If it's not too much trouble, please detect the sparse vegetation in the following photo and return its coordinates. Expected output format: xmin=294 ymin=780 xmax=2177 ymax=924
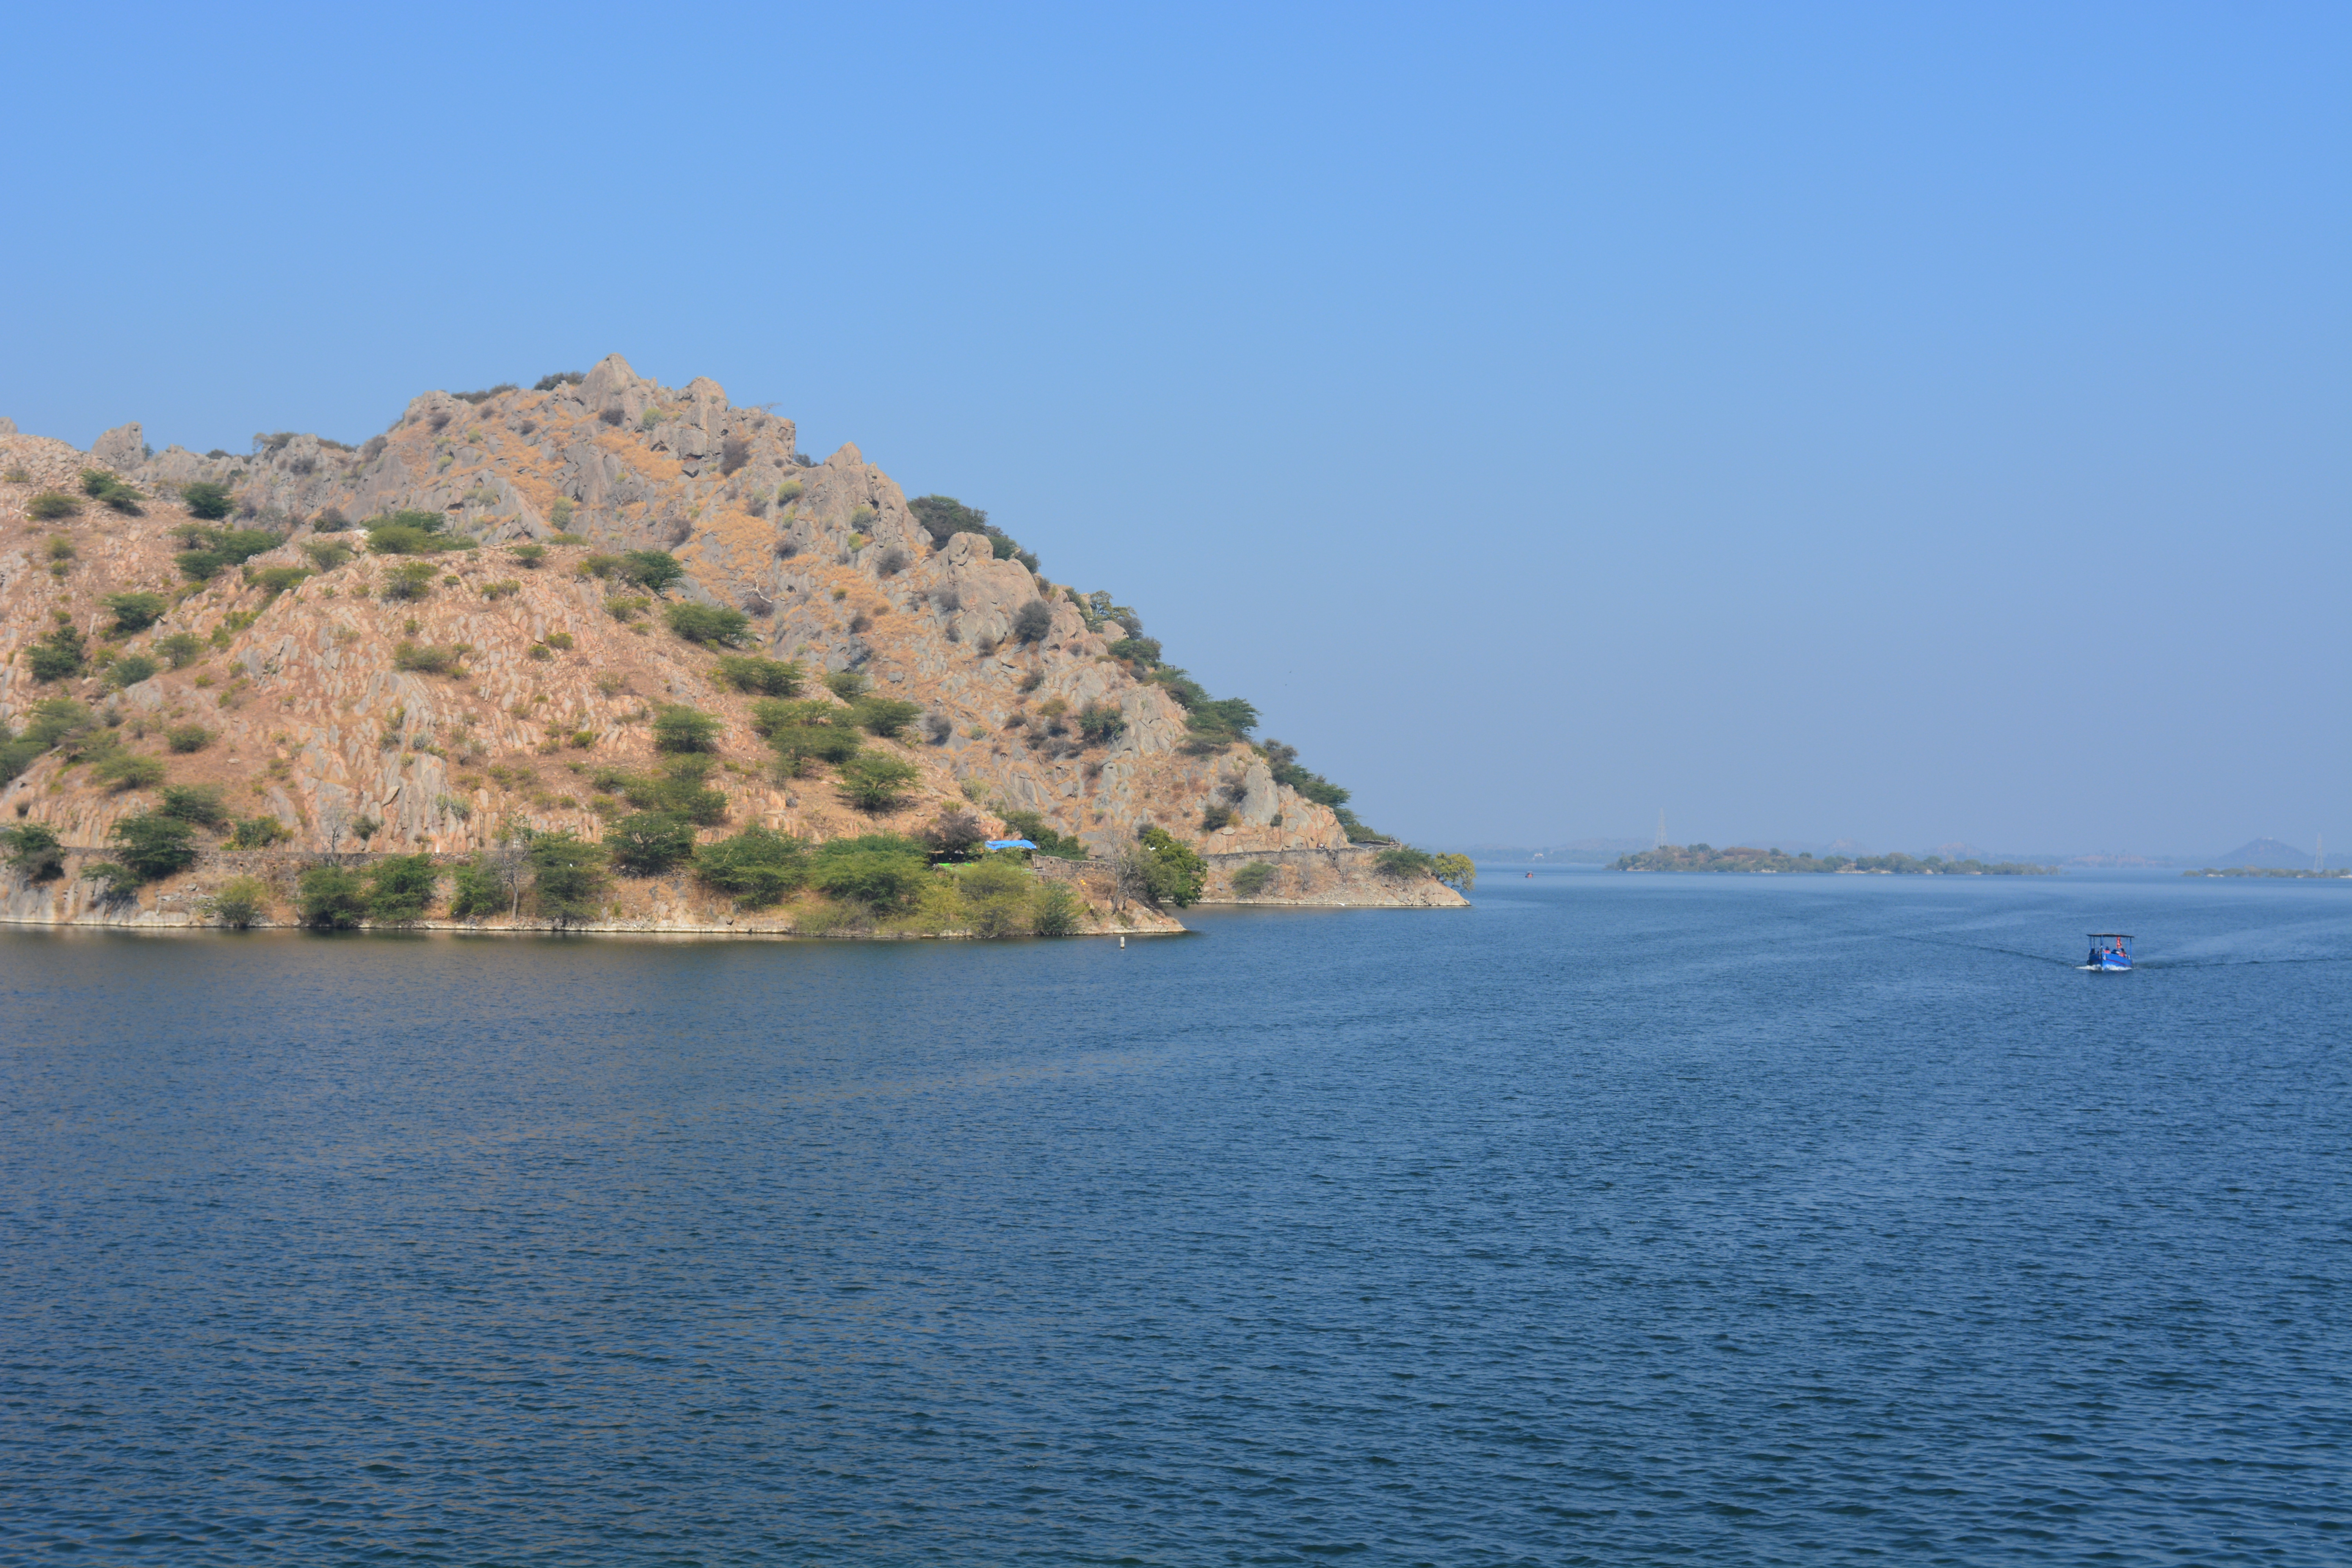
xmin=1375 ymin=846 xmax=1437 ymax=880
xmin=109 ymin=814 xmax=199 ymax=882
xmin=1013 ymin=599 xmax=1054 ymax=643
xmin=159 ymin=784 xmax=230 ymax=828
xmin=907 ymin=495 xmax=1039 ymax=572
xmin=363 ymin=509 xmax=462 ymax=555
xmin=105 ymin=654 xmax=160 ymax=689
xmin=81 ymin=469 xmax=145 ymax=515
xmin=1432 ymin=853 xmax=1476 ymax=889
xmin=248 ymin=566 xmax=312 ymax=597
xmin=93 ymin=751 xmax=166 ymax=792
xmin=664 ymin=603 xmax=751 ymax=646
xmin=28 ymin=491 xmax=81 ymax=521
xmin=534 ymin=371 xmax=586 ymax=391
xmin=204 ymin=875 xmax=270 ymax=928
xmin=753 ymin=700 xmax=862 ymax=775
xmin=181 ymin=481 xmax=235 ymax=520
xmin=26 ymin=624 xmax=87 ymax=682
xmin=1229 ymin=861 xmax=1278 ymax=897
xmin=102 ymin=592 xmax=169 ymax=633
xmin=298 ymin=865 xmax=370 ymax=928
xmin=601 ymin=756 xmax=730 ymax=825
xmin=80 ymin=862 xmax=142 ymax=903
xmin=851 ymin=697 xmax=923 ymax=739
xmin=165 ymin=722 xmax=212 ymax=753
xmin=1261 ymin=739 xmax=1352 ymax=820
xmin=918 ymin=809 xmax=988 ymax=862
xmin=368 ymin=854 xmax=439 ymax=924
xmin=618 ymin=550 xmax=684 ymax=595
xmin=958 ymin=856 xmax=1034 ymax=936
xmin=230 ymin=817 xmax=289 ymax=849
xmin=447 ymin=857 xmax=505 ymax=918
xmin=836 ymin=753 xmax=920 ymax=813
xmin=528 ymin=831 xmax=608 ymax=926
xmin=509 ymin=543 xmax=546 ymax=569
xmin=822 ymin=670 xmax=870 ymax=703
xmin=711 ymin=655 xmax=804 ymax=696
xmin=1129 ymin=826 xmax=1206 ymax=908
xmin=606 ymin=811 xmax=697 ymax=875
xmin=694 ymin=826 xmax=809 ymax=907
xmin=25 ymin=698 xmax=103 ymax=757
xmin=809 ymin=834 xmax=929 ymax=913
xmin=1106 ymin=635 xmax=1161 ymax=666
xmin=381 ymin=561 xmax=439 ymax=601
xmin=652 ymin=705 xmax=721 ymax=753
xmin=1031 ymin=881 xmax=1083 ymax=936
xmin=0 ymin=821 xmax=65 ymax=882
xmin=176 ymin=526 xmax=283 ymax=581
xmin=1077 ymin=702 xmax=1126 ymax=746
xmin=391 ymin=641 xmax=465 ymax=676
xmin=302 ymin=539 xmax=355 ymax=570
xmin=1179 ymin=695 xmax=1259 ymax=753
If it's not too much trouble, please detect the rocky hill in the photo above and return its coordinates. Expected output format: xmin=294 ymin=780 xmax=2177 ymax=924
xmin=2207 ymin=838 xmax=2318 ymax=871
xmin=0 ymin=357 xmax=1465 ymax=931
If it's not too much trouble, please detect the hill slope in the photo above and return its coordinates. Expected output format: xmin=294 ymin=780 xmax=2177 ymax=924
xmin=2209 ymin=838 xmax=2318 ymax=870
xmin=0 ymin=358 xmax=1463 ymax=928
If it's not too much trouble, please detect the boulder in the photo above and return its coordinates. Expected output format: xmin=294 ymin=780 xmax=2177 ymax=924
xmin=92 ymin=422 xmax=144 ymax=471
xmin=1236 ymin=760 xmax=1279 ymax=825
xmin=581 ymin=353 xmax=646 ymax=406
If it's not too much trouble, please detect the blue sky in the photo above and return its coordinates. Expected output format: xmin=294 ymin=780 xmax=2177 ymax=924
xmin=6 ymin=2 xmax=2344 ymax=855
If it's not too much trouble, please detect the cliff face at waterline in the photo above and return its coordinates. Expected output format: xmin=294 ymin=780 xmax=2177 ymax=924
xmin=0 ymin=356 xmax=1466 ymax=933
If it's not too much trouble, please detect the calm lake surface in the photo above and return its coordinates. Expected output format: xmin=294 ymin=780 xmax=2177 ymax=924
xmin=2 ymin=871 xmax=2346 ymax=1566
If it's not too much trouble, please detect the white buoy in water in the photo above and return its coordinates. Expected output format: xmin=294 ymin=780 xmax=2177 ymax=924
xmin=1119 ymin=936 xmax=1126 ymax=949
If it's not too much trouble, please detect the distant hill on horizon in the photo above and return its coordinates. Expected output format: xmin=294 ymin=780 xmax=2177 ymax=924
xmin=1465 ymin=835 xmax=2328 ymax=870
xmin=2209 ymin=838 xmax=2320 ymax=870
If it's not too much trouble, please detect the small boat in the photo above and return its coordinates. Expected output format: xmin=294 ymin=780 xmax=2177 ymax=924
xmin=2085 ymin=932 xmax=2133 ymax=971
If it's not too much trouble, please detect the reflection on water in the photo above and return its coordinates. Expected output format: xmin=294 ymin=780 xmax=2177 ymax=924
xmin=2 ymin=873 xmax=2347 ymax=1565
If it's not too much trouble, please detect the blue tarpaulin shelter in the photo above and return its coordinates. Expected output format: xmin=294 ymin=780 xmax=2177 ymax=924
xmin=985 ymin=839 xmax=1038 ymax=850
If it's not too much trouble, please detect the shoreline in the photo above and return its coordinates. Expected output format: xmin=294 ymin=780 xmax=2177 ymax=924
xmin=0 ymin=912 xmax=1184 ymax=940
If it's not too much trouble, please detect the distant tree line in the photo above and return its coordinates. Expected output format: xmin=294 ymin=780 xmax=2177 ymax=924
xmin=1612 ymin=844 xmax=2057 ymax=875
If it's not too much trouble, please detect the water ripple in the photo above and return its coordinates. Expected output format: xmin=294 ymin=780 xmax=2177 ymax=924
xmin=1 ymin=872 xmax=2346 ymax=1563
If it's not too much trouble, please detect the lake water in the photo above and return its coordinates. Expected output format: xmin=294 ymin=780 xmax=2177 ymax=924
xmin=1 ymin=871 xmax=2345 ymax=1565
